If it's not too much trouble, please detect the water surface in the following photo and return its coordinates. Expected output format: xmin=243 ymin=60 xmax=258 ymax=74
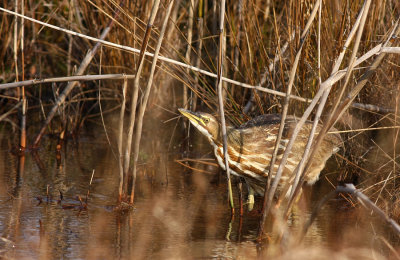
xmin=0 ymin=117 xmax=397 ymax=259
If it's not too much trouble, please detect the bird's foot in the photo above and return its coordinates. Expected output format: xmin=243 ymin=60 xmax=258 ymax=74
xmin=247 ymin=193 xmax=255 ymax=211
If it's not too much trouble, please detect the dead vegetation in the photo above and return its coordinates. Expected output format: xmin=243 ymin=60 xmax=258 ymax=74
xmin=1 ymin=0 xmax=400 ymax=258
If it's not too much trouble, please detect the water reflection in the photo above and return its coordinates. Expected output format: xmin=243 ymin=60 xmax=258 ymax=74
xmin=0 ymin=119 xmax=397 ymax=259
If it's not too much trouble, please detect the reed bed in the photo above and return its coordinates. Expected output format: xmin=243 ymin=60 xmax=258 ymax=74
xmin=1 ymin=0 xmax=400 ymax=258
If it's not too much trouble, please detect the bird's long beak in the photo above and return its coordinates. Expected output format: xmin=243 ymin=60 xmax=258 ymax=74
xmin=178 ymin=108 xmax=205 ymax=127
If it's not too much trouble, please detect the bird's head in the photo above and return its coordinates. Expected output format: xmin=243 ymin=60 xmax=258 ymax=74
xmin=178 ymin=109 xmax=220 ymax=142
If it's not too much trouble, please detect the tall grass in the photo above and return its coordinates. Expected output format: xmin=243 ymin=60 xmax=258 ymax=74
xmin=0 ymin=0 xmax=400 ymax=256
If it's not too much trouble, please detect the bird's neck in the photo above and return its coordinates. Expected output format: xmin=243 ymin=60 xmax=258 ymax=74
xmin=212 ymin=125 xmax=240 ymax=147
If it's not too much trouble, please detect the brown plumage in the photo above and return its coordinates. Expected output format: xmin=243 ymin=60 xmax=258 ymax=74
xmin=179 ymin=109 xmax=342 ymax=196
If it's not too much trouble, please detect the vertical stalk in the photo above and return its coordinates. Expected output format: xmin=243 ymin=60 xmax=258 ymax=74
xmin=118 ymin=78 xmax=128 ymax=201
xmin=130 ymin=0 xmax=174 ymax=203
xmin=13 ymin=0 xmax=19 ymax=85
xmin=258 ymin=0 xmax=321 ymax=239
xmin=193 ymin=0 xmax=204 ymax=111
xmin=184 ymin=0 xmax=195 ymax=148
xmin=286 ymin=0 xmax=325 ymax=201
xmin=286 ymin=0 xmax=373 ymax=209
xmin=125 ymin=0 xmax=161 ymax=203
xmin=216 ymin=0 xmax=234 ymax=212
xmin=20 ymin=0 xmax=26 ymax=151
xmin=184 ymin=0 xmax=194 ymax=110
xmin=296 ymin=19 xmax=400 ymax=205
xmin=67 ymin=0 xmax=74 ymax=76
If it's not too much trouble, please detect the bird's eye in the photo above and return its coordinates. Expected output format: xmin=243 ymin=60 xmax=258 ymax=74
xmin=203 ymin=117 xmax=210 ymax=124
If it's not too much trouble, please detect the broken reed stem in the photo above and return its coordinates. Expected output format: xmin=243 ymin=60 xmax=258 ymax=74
xmin=130 ymin=0 xmax=173 ymax=204
xmin=216 ymin=0 xmax=234 ymax=212
xmin=118 ymin=78 xmax=128 ymax=202
xmin=126 ymin=0 xmax=161 ymax=204
xmin=258 ymin=0 xmax=321 ymax=239
xmin=328 ymin=29 xmax=399 ymax=130
xmin=85 ymin=169 xmax=95 ymax=204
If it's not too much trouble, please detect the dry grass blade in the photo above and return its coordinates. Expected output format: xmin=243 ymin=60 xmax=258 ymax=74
xmin=0 ymin=1 xmax=400 ymax=257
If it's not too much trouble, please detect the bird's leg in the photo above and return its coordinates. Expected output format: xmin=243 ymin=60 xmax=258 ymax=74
xmin=245 ymin=180 xmax=255 ymax=211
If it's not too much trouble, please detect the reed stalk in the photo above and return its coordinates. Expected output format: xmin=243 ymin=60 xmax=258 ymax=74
xmin=183 ymin=0 xmax=194 ymax=110
xmin=192 ymin=0 xmax=204 ymax=111
xmin=130 ymin=0 xmax=173 ymax=204
xmin=118 ymin=78 xmax=128 ymax=201
xmin=259 ymin=0 xmax=321 ymax=239
xmin=216 ymin=0 xmax=234 ymax=212
xmin=13 ymin=1 xmax=18 ymax=84
xmin=20 ymin=3 xmax=27 ymax=152
xmin=67 ymin=0 xmax=73 ymax=76
xmin=284 ymin=0 xmax=373 ymax=213
xmin=287 ymin=8 xmax=400 ymax=215
xmin=124 ymin=0 xmax=160 ymax=203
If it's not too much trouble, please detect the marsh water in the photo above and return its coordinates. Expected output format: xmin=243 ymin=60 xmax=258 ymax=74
xmin=0 ymin=113 xmax=398 ymax=259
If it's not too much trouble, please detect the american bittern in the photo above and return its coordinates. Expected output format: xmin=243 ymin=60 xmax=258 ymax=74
xmin=179 ymin=109 xmax=342 ymax=199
